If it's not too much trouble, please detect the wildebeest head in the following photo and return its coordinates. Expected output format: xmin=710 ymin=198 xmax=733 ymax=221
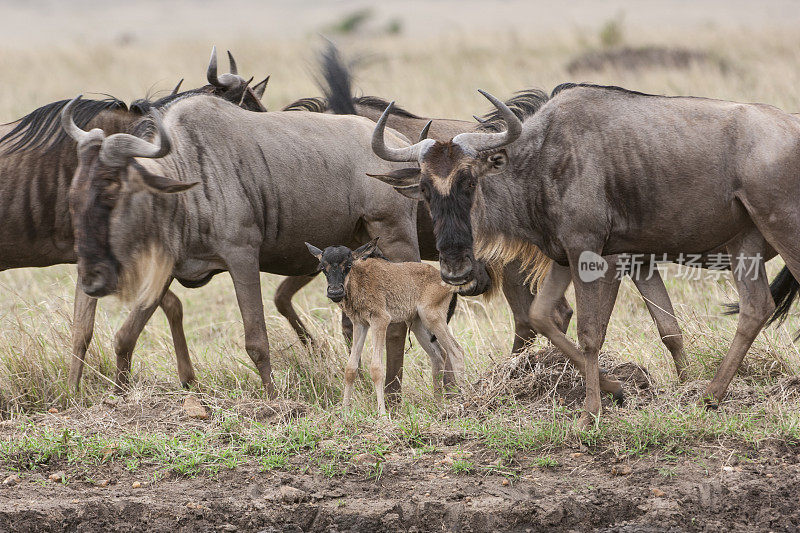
xmin=61 ymin=96 xmax=198 ymax=301
xmin=129 ymin=47 xmax=269 ymax=114
xmin=306 ymin=239 xmax=379 ymax=302
xmin=368 ymin=91 xmax=522 ymax=289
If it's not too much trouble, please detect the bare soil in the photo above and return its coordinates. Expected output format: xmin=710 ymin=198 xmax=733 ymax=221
xmin=1 ymin=441 xmax=799 ymax=532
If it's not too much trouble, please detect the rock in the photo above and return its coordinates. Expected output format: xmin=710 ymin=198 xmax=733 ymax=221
xmin=502 ymin=478 xmax=510 ymax=486
xmin=265 ymin=485 xmax=307 ymax=503
xmin=48 ymin=408 xmax=59 ymax=414
xmin=570 ymin=452 xmax=584 ymax=458
xmin=351 ymin=453 xmax=377 ymax=466
xmin=132 ymin=481 xmax=142 ymax=489
xmin=183 ymin=396 xmax=209 ymax=420
xmin=48 ymin=471 xmax=65 ymax=483
xmin=650 ymin=488 xmax=666 ymax=498
xmin=96 ymin=479 xmax=110 ymax=487
xmin=611 ymin=465 xmax=632 ymax=476
xmin=2 ymin=474 xmax=20 ymax=486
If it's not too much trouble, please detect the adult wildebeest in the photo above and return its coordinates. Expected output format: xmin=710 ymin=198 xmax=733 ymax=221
xmin=281 ymin=45 xmax=689 ymax=382
xmin=370 ymin=83 xmax=796 ymax=425
xmin=61 ymin=93 xmax=422 ymax=398
xmin=0 ymin=47 xmax=265 ymax=391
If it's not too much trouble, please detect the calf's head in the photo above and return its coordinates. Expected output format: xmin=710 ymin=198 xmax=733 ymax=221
xmin=62 ymin=96 xmax=198 ymax=301
xmin=368 ymin=91 xmax=521 ymax=289
xmin=306 ymin=239 xmax=379 ymax=303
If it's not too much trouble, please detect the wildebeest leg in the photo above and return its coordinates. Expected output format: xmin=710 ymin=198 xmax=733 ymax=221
xmin=630 ymin=270 xmax=689 ymax=381
xmin=113 ymin=299 xmax=161 ymax=391
xmin=502 ymin=263 xmax=573 ymax=353
xmin=341 ymin=314 xmax=354 ymax=346
xmin=528 ymin=262 xmax=624 ymax=425
xmin=368 ymin=315 xmax=391 ymax=415
xmin=704 ymin=235 xmax=774 ymax=407
xmin=69 ymin=285 xmax=97 ymax=391
xmin=364 ymin=223 xmax=421 ymax=403
xmin=158 ymin=289 xmax=196 ymax=388
xmin=274 ymin=275 xmax=316 ymax=345
xmin=228 ymin=253 xmax=276 ymax=398
xmin=410 ymin=319 xmax=445 ymax=399
xmin=343 ymin=322 xmax=368 ymax=407
xmin=420 ymin=312 xmax=465 ymax=393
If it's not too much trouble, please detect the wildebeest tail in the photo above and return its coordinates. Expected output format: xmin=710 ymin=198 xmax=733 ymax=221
xmin=431 ymin=294 xmax=458 ymax=344
xmin=318 ymin=43 xmax=357 ymax=115
xmin=725 ymin=265 xmax=800 ymax=338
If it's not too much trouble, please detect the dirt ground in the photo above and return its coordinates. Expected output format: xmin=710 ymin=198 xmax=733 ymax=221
xmin=1 ymin=441 xmax=798 ymax=532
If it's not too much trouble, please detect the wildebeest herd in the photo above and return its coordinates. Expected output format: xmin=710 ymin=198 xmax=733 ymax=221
xmin=3 ymin=44 xmax=799 ymax=426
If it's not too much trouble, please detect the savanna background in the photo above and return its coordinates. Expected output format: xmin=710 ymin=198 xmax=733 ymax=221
xmin=2 ymin=1 xmax=800 ymax=531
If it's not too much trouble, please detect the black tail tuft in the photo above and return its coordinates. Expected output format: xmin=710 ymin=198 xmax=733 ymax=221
xmin=318 ymin=43 xmax=357 ymax=115
xmin=725 ymin=266 xmax=800 ymax=339
xmin=431 ymin=294 xmax=459 ymax=344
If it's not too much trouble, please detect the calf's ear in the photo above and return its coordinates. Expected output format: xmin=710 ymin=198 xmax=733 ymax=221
xmin=353 ymin=237 xmax=379 ymax=261
xmin=305 ymin=242 xmax=324 ymax=261
xmin=130 ymin=162 xmax=199 ymax=194
xmin=367 ymin=168 xmax=423 ymax=200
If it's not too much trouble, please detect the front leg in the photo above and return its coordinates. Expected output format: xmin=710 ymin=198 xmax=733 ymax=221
xmin=343 ymin=321 xmax=368 ymax=407
xmin=368 ymin=316 xmax=391 ymax=415
xmin=227 ymin=251 xmax=276 ymax=398
xmin=69 ymin=284 xmax=97 ymax=391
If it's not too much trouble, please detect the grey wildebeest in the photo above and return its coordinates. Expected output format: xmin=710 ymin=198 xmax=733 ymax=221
xmin=283 ymin=45 xmax=690 ymax=381
xmin=61 ymin=93 xmax=422 ymax=398
xmin=306 ymin=238 xmax=463 ymax=412
xmin=369 ymin=82 xmax=800 ymax=424
xmin=0 ymin=47 xmax=265 ymax=391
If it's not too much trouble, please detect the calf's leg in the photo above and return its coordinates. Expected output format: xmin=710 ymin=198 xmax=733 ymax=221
xmin=343 ymin=322 xmax=368 ymax=407
xmin=368 ymin=316 xmax=391 ymax=415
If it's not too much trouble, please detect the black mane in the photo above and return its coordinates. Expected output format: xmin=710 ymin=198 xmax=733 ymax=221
xmin=353 ymin=95 xmax=419 ymax=118
xmin=477 ymin=89 xmax=550 ymax=132
xmin=550 ymin=82 xmax=661 ymax=98
xmin=129 ymin=87 xmax=213 ymax=115
xmin=282 ymin=97 xmax=328 ymax=113
xmin=0 ymin=96 xmax=126 ymax=155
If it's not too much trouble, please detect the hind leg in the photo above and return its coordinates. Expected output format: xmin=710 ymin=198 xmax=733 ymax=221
xmin=411 ymin=319 xmax=445 ymax=399
xmin=158 ymin=288 xmax=196 ymax=388
xmin=274 ymin=275 xmax=317 ymax=345
xmin=343 ymin=321 xmax=368 ymax=408
xmin=631 ymin=268 xmax=689 ymax=381
xmin=704 ymin=232 xmax=774 ymax=406
xmin=367 ymin=316 xmax=391 ymax=415
xmin=69 ymin=285 xmax=97 ymax=391
xmin=419 ymin=311 xmax=465 ymax=392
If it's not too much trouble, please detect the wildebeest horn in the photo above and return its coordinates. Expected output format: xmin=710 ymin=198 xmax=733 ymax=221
xmin=207 ymin=46 xmax=239 ymax=88
xmin=419 ymin=120 xmax=432 ymax=142
xmin=227 ymin=50 xmax=238 ymax=75
xmin=372 ymin=102 xmax=433 ymax=163
xmin=453 ymin=90 xmax=523 ymax=153
xmin=238 ymin=77 xmax=254 ymax=106
xmin=61 ymin=95 xmax=105 ymax=146
xmin=253 ymin=76 xmax=269 ymax=100
xmin=98 ymin=112 xmax=171 ymax=167
xmin=171 ymin=79 xmax=184 ymax=95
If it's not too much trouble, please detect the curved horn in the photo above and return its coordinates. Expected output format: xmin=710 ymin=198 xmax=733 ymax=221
xmin=371 ymin=102 xmax=433 ymax=163
xmin=452 ymin=90 xmax=523 ymax=153
xmin=238 ymin=77 xmax=254 ymax=106
xmin=418 ymin=120 xmax=432 ymax=142
xmin=227 ymin=50 xmax=238 ymax=75
xmin=61 ymin=95 xmax=101 ymax=146
xmin=99 ymin=112 xmax=171 ymax=167
xmin=171 ymin=79 xmax=184 ymax=95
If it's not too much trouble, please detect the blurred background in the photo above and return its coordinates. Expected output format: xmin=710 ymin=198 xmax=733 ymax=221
xmin=2 ymin=0 xmax=800 ymax=410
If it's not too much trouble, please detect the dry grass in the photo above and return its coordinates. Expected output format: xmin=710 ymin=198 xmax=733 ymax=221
xmin=2 ymin=8 xmax=800 ymax=467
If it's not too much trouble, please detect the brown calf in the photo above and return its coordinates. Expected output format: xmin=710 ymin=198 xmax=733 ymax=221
xmin=306 ymin=239 xmax=463 ymax=414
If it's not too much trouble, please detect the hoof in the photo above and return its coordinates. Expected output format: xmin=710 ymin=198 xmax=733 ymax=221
xmin=611 ymin=388 xmax=625 ymax=407
xmin=700 ymin=394 xmax=720 ymax=410
xmin=576 ymin=412 xmax=597 ymax=430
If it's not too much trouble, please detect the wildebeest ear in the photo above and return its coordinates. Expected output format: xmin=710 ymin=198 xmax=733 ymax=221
xmin=366 ymin=167 xmax=421 ymax=188
xmin=486 ymin=150 xmax=508 ymax=174
xmin=393 ymin=184 xmax=424 ymax=201
xmin=353 ymin=237 xmax=379 ymax=261
xmin=130 ymin=162 xmax=199 ymax=194
xmin=305 ymin=242 xmax=323 ymax=261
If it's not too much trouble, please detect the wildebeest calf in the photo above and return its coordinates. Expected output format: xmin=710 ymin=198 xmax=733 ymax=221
xmin=306 ymin=239 xmax=464 ymax=414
